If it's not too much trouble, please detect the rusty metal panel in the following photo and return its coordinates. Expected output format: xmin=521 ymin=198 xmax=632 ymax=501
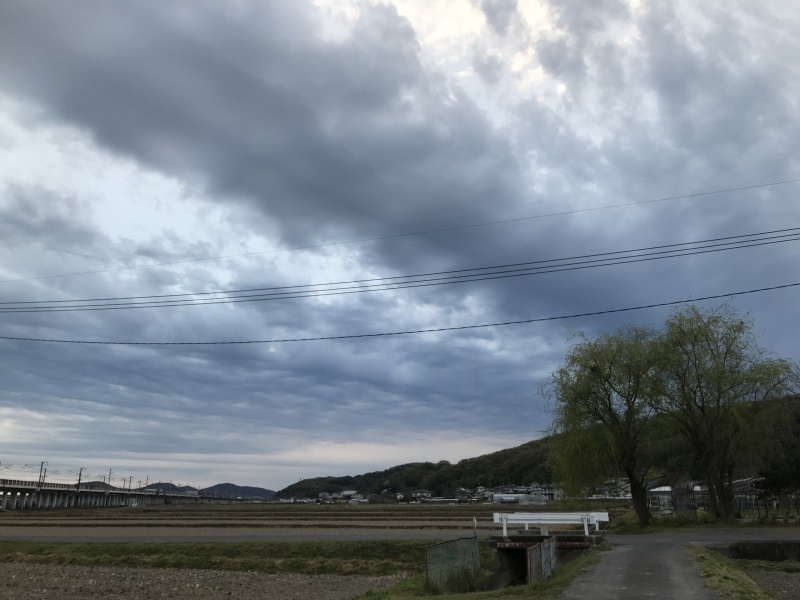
xmin=527 ymin=537 xmax=558 ymax=583
xmin=541 ymin=537 xmax=557 ymax=578
xmin=528 ymin=544 xmax=542 ymax=582
xmin=497 ymin=541 xmax=534 ymax=548
xmin=426 ymin=536 xmax=480 ymax=593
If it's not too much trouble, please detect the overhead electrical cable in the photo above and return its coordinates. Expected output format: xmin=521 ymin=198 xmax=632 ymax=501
xmin=5 ymin=226 xmax=798 ymax=305
xmin=1 ymin=178 xmax=798 ymax=285
xmin=1 ymin=227 xmax=799 ymax=313
xmin=1 ymin=280 xmax=798 ymax=345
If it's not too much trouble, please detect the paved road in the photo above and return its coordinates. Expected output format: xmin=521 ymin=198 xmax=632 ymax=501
xmin=560 ymin=528 xmax=800 ymax=600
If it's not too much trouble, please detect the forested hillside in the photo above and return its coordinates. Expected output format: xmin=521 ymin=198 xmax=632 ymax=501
xmin=202 ymin=483 xmax=275 ymax=500
xmin=276 ymin=438 xmax=552 ymax=498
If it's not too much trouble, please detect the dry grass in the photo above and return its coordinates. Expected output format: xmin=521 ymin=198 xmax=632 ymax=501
xmin=0 ymin=540 xmax=428 ymax=576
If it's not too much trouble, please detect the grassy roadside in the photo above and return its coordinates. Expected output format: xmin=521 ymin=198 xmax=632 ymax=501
xmin=607 ymin=508 xmax=800 ymax=535
xmin=689 ymin=547 xmax=772 ymax=600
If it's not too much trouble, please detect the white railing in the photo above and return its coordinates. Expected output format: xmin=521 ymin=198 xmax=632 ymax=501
xmin=493 ymin=511 xmax=609 ymax=536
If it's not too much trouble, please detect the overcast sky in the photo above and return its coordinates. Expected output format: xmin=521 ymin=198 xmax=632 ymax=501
xmin=0 ymin=0 xmax=798 ymax=491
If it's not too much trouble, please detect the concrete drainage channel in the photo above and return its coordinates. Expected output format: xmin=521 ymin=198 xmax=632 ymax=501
xmin=724 ymin=541 xmax=800 ymax=561
xmin=425 ymin=533 xmax=604 ymax=593
xmin=426 ymin=512 xmax=609 ymax=593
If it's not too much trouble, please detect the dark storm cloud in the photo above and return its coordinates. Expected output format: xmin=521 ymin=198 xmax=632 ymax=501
xmin=535 ymin=37 xmax=586 ymax=84
xmin=478 ymin=0 xmax=519 ymax=36
xmin=545 ymin=0 xmax=628 ymax=37
xmin=0 ymin=186 xmax=102 ymax=251
xmin=638 ymin=3 xmax=800 ymax=181
xmin=0 ymin=0 xmax=799 ymax=487
xmin=0 ymin=0 xmax=523 ymax=251
xmin=534 ymin=0 xmax=628 ymax=90
xmin=472 ymin=53 xmax=503 ymax=84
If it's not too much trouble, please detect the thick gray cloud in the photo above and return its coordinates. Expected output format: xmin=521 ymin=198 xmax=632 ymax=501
xmin=0 ymin=1 xmax=522 ymax=249
xmin=0 ymin=0 xmax=799 ymax=490
xmin=479 ymin=0 xmax=519 ymax=35
xmin=472 ymin=53 xmax=504 ymax=84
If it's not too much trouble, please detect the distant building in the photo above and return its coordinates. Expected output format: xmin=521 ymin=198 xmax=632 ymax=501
xmin=492 ymin=493 xmax=545 ymax=505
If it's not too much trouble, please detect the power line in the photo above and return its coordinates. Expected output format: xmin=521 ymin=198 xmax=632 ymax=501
xmin=6 ymin=226 xmax=798 ymax=305
xmin=1 ymin=280 xmax=798 ymax=345
xmin=2 ymin=228 xmax=799 ymax=313
xmin=1 ymin=178 xmax=798 ymax=285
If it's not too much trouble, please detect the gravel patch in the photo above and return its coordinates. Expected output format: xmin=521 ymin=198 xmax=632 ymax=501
xmin=747 ymin=570 xmax=800 ymax=599
xmin=0 ymin=563 xmax=402 ymax=600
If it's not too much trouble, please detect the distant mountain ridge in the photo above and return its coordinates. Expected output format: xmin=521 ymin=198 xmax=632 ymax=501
xmin=203 ymin=483 xmax=275 ymax=500
xmin=276 ymin=438 xmax=552 ymax=499
xmin=132 ymin=482 xmax=275 ymax=499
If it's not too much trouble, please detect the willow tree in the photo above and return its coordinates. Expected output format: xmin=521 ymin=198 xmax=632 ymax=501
xmin=757 ymin=396 xmax=800 ymax=520
xmin=549 ymin=326 xmax=659 ymax=528
xmin=655 ymin=305 xmax=796 ymax=519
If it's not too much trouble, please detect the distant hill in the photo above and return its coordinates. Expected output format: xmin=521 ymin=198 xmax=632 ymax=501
xmin=144 ymin=481 xmax=186 ymax=494
xmin=136 ymin=482 xmax=274 ymax=500
xmin=276 ymin=438 xmax=552 ymax=499
xmin=82 ymin=481 xmax=111 ymax=490
xmin=201 ymin=483 xmax=275 ymax=500
xmin=143 ymin=482 xmax=186 ymax=493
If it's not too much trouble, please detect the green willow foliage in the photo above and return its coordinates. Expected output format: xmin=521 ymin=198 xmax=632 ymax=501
xmin=548 ymin=305 xmax=798 ymax=526
xmin=548 ymin=326 xmax=660 ymax=527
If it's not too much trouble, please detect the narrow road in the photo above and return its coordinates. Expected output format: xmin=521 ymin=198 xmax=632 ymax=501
xmin=560 ymin=528 xmax=800 ymax=599
xmin=560 ymin=536 xmax=715 ymax=599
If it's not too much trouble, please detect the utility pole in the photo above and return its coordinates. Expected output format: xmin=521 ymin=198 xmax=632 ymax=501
xmin=37 ymin=461 xmax=46 ymax=490
xmin=74 ymin=468 xmax=84 ymax=509
xmin=34 ymin=461 xmax=47 ymax=509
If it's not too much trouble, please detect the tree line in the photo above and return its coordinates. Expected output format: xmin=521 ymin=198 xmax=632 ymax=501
xmin=275 ymin=439 xmax=553 ymax=499
xmin=548 ymin=304 xmax=799 ymax=527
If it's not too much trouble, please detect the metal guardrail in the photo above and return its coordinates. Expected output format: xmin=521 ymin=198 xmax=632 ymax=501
xmin=493 ymin=511 xmax=609 ymax=536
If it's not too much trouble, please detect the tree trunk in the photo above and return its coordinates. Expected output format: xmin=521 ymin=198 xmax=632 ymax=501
xmin=713 ymin=468 xmax=735 ymax=520
xmin=722 ymin=467 xmax=736 ymax=519
xmin=626 ymin=469 xmax=651 ymax=528
xmin=706 ymin=471 xmax=720 ymax=518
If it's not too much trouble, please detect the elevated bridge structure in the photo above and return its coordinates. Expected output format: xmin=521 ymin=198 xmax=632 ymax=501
xmin=0 ymin=478 xmax=210 ymax=510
